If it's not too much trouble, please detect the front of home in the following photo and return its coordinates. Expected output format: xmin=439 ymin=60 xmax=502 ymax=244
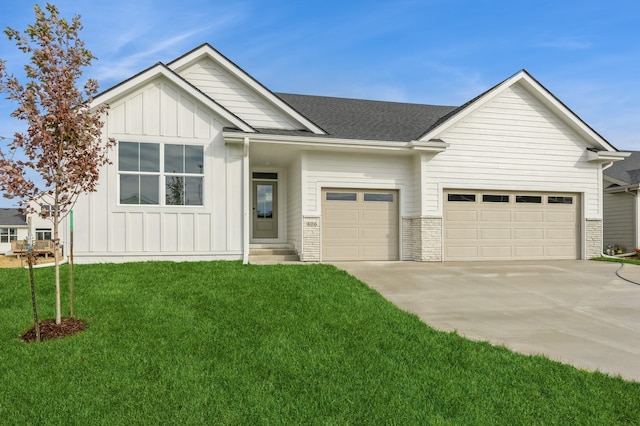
xmin=70 ymin=43 xmax=626 ymax=264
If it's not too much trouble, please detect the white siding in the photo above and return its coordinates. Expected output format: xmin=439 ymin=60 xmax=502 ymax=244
xmin=423 ymin=84 xmax=600 ymax=218
xmin=178 ymin=59 xmax=298 ymax=130
xmin=303 ymin=152 xmax=414 ymax=215
xmin=109 ymin=80 xmax=212 ymax=139
xmin=287 ymin=155 xmax=303 ymax=253
xmin=603 ymin=192 xmax=636 ymax=252
xmin=73 ymin=81 xmax=243 ymax=263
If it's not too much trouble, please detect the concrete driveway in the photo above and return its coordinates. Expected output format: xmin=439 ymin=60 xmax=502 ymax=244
xmin=332 ymin=260 xmax=640 ymax=382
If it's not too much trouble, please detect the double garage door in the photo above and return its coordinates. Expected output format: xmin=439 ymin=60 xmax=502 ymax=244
xmin=322 ymin=188 xmax=399 ymax=261
xmin=321 ymin=188 xmax=579 ymax=261
xmin=444 ymin=190 xmax=579 ymax=261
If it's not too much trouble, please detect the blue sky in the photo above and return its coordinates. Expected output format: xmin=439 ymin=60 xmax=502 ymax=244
xmin=0 ymin=0 xmax=639 ymax=207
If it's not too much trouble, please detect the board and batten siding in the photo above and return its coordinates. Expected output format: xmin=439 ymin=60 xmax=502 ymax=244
xmin=178 ymin=59 xmax=299 ymax=130
xmin=73 ymin=81 xmax=243 ymax=263
xmin=422 ymin=84 xmax=600 ymax=218
xmin=286 ymin=155 xmax=303 ymax=254
xmin=303 ymin=152 xmax=415 ymax=216
xmin=603 ymin=191 xmax=636 ymax=252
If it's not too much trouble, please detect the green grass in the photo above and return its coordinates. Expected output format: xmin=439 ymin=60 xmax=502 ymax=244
xmin=1 ymin=261 xmax=639 ymax=425
xmin=594 ymin=256 xmax=640 ymax=265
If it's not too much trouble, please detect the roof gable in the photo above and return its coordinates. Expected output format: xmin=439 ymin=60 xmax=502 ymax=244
xmin=419 ymin=70 xmax=617 ymax=152
xmin=92 ymin=62 xmax=254 ymax=132
xmin=168 ymin=44 xmax=326 ymax=134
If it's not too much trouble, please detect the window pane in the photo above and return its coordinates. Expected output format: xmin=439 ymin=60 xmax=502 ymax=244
xmin=166 ymin=176 xmax=185 ymax=205
xmin=36 ymin=228 xmax=52 ymax=240
xmin=185 ymin=146 xmax=204 ymax=174
xmin=257 ymin=184 xmax=273 ymax=218
xmin=184 ymin=177 xmax=203 ymax=205
xmin=252 ymin=172 xmax=278 ymax=180
xmin=139 ymin=143 xmax=159 ymax=172
xmin=120 ymin=175 xmax=139 ymax=204
xmin=548 ymin=196 xmax=573 ymax=204
xmin=120 ymin=175 xmax=159 ymax=204
xmin=118 ymin=142 xmax=139 ymax=171
xmin=516 ymin=195 xmax=542 ymax=204
xmin=326 ymin=192 xmax=357 ymax=201
xmin=139 ymin=175 xmax=159 ymax=204
xmin=448 ymin=194 xmax=476 ymax=202
xmin=364 ymin=193 xmax=393 ymax=202
xmin=483 ymin=194 xmax=509 ymax=203
xmin=165 ymin=144 xmax=184 ymax=173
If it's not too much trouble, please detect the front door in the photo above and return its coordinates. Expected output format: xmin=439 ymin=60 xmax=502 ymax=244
xmin=253 ymin=181 xmax=278 ymax=238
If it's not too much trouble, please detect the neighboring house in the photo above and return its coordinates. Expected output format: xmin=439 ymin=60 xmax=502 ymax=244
xmin=72 ymin=43 xmax=627 ymax=264
xmin=603 ymin=151 xmax=640 ymax=252
xmin=0 ymin=208 xmax=27 ymax=254
xmin=0 ymin=203 xmax=57 ymax=255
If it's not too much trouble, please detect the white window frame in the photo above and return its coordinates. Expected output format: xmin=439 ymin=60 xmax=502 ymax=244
xmin=118 ymin=142 xmax=205 ymax=207
xmin=0 ymin=227 xmax=17 ymax=243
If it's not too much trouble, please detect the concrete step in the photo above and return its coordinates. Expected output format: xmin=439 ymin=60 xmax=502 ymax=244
xmin=248 ymin=243 xmax=300 ymax=263
xmin=248 ymin=253 xmax=301 ymax=263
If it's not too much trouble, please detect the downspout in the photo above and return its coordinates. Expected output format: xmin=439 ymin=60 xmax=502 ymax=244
xmin=242 ymin=137 xmax=250 ymax=265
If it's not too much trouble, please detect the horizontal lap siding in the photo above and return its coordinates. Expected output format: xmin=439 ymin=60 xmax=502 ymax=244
xmin=603 ymin=192 xmax=635 ymax=251
xmin=304 ymin=152 xmax=414 ymax=215
xmin=179 ymin=59 xmax=297 ymax=129
xmin=423 ymin=84 xmax=599 ymax=217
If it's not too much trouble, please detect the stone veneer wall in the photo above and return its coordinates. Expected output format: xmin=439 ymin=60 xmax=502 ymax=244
xmin=401 ymin=216 xmax=443 ymax=262
xmin=302 ymin=216 xmax=321 ymax=261
xmin=585 ymin=219 xmax=603 ymax=259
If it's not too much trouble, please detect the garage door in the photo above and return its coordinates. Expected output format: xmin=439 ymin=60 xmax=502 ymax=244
xmin=444 ymin=190 xmax=579 ymax=261
xmin=322 ymin=189 xmax=399 ymax=261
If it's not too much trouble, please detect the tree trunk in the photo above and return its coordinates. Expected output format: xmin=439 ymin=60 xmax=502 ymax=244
xmin=53 ymin=200 xmax=61 ymax=325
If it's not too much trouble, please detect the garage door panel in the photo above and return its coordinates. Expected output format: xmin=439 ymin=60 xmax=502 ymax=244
xmin=480 ymin=228 xmax=511 ymax=239
xmin=325 ymin=209 xmax=359 ymax=221
xmin=324 ymin=227 xmax=359 ymax=240
xmin=513 ymin=228 xmax=544 ymax=239
xmin=446 ymin=228 xmax=478 ymax=239
xmin=480 ymin=211 xmax=511 ymax=221
xmin=513 ymin=211 xmax=544 ymax=222
xmin=444 ymin=190 xmax=579 ymax=261
xmin=481 ymin=246 xmax=512 ymax=257
xmin=546 ymin=211 xmax=575 ymax=222
xmin=446 ymin=210 xmax=478 ymax=221
xmin=322 ymin=189 xmax=398 ymax=261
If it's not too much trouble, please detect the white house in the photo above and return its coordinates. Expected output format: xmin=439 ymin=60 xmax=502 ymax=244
xmin=0 ymin=204 xmax=57 ymax=255
xmin=603 ymin=151 xmax=640 ymax=253
xmin=71 ymin=43 xmax=627 ymax=264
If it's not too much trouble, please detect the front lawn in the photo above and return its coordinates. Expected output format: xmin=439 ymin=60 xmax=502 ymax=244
xmin=1 ymin=261 xmax=639 ymax=424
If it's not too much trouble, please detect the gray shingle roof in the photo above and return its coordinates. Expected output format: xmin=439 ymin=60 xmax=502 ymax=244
xmin=275 ymin=93 xmax=457 ymax=142
xmin=0 ymin=208 xmax=26 ymax=226
xmin=604 ymin=151 xmax=640 ymax=185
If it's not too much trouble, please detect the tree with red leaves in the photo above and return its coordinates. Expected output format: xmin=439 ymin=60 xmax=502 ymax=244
xmin=0 ymin=3 xmax=115 ymax=325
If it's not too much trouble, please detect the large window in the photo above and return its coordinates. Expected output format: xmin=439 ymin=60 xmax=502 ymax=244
xmin=118 ymin=142 xmax=204 ymax=206
xmin=0 ymin=228 xmax=17 ymax=243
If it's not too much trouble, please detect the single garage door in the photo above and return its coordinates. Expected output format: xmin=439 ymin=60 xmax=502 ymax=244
xmin=322 ymin=188 xmax=399 ymax=261
xmin=444 ymin=190 xmax=579 ymax=261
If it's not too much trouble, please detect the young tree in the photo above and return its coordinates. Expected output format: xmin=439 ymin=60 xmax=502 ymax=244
xmin=0 ymin=3 xmax=115 ymax=325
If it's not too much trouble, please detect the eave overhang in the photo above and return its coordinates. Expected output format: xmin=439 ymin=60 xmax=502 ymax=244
xmin=224 ymin=131 xmax=449 ymax=153
xmin=586 ymin=150 xmax=630 ymax=163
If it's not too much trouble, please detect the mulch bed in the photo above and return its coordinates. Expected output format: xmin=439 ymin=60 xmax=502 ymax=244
xmin=22 ymin=317 xmax=86 ymax=343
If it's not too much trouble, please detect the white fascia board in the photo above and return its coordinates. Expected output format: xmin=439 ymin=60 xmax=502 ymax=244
xmin=91 ymin=63 xmax=255 ymax=133
xmin=224 ymin=132 xmax=414 ymax=152
xmin=604 ymin=183 xmax=640 ymax=193
xmin=604 ymin=174 xmax=630 ymax=187
xmin=587 ymin=150 xmax=631 ymax=163
xmin=169 ymin=44 xmax=326 ymax=135
xmin=409 ymin=139 xmax=450 ymax=152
